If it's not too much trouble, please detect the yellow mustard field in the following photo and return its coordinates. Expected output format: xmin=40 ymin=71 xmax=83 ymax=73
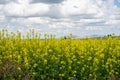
xmin=0 ymin=29 xmax=120 ymax=80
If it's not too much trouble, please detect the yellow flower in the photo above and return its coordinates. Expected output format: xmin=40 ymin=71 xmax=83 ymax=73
xmin=88 ymin=57 xmax=92 ymax=61
xmin=94 ymin=58 xmax=99 ymax=64
xmin=99 ymin=53 xmax=104 ymax=58
xmin=59 ymin=73 xmax=65 ymax=77
xmin=68 ymin=66 xmax=71 ymax=70
xmin=17 ymin=67 xmax=21 ymax=71
xmin=89 ymin=74 xmax=92 ymax=77
xmin=60 ymin=61 xmax=65 ymax=64
xmin=44 ymin=59 xmax=47 ymax=64
xmin=33 ymin=63 xmax=38 ymax=68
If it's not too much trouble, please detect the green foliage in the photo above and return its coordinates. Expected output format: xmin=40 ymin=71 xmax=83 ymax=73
xmin=0 ymin=29 xmax=120 ymax=80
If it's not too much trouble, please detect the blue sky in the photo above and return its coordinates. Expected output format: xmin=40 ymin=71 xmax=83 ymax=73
xmin=115 ymin=0 xmax=120 ymax=7
xmin=0 ymin=0 xmax=120 ymax=38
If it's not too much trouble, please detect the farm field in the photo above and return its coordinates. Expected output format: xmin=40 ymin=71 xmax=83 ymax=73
xmin=0 ymin=30 xmax=120 ymax=80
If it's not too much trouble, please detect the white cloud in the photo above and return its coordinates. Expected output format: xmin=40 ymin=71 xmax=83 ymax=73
xmin=85 ymin=26 xmax=103 ymax=31
xmin=31 ymin=0 xmax=65 ymax=4
xmin=0 ymin=15 xmax=5 ymax=20
xmin=0 ymin=0 xmax=120 ymax=37
xmin=79 ymin=18 xmax=104 ymax=23
xmin=17 ymin=0 xmax=32 ymax=4
xmin=60 ymin=0 xmax=101 ymax=17
xmin=48 ymin=21 xmax=75 ymax=28
xmin=2 ymin=2 xmax=50 ymax=16
xmin=0 ymin=5 xmax=3 ymax=9
xmin=11 ymin=17 xmax=51 ymax=26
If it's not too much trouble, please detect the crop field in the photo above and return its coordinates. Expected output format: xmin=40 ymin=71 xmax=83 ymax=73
xmin=0 ymin=29 xmax=120 ymax=80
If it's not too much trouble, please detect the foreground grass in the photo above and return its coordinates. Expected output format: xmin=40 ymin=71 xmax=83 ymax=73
xmin=0 ymin=29 xmax=120 ymax=80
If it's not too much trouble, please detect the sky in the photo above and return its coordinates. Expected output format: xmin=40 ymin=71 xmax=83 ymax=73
xmin=0 ymin=0 xmax=120 ymax=38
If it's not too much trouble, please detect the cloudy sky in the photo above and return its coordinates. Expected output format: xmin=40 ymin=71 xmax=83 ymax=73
xmin=0 ymin=0 xmax=120 ymax=37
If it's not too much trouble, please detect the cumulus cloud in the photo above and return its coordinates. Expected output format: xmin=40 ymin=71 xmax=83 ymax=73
xmin=60 ymin=0 xmax=101 ymax=17
xmin=31 ymin=0 xmax=65 ymax=4
xmin=0 ymin=0 xmax=120 ymax=37
xmin=2 ymin=2 xmax=50 ymax=17
xmin=0 ymin=15 xmax=5 ymax=20
xmin=0 ymin=0 xmax=15 ymax=4
xmin=17 ymin=0 xmax=32 ymax=4
xmin=45 ymin=4 xmax=63 ymax=18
